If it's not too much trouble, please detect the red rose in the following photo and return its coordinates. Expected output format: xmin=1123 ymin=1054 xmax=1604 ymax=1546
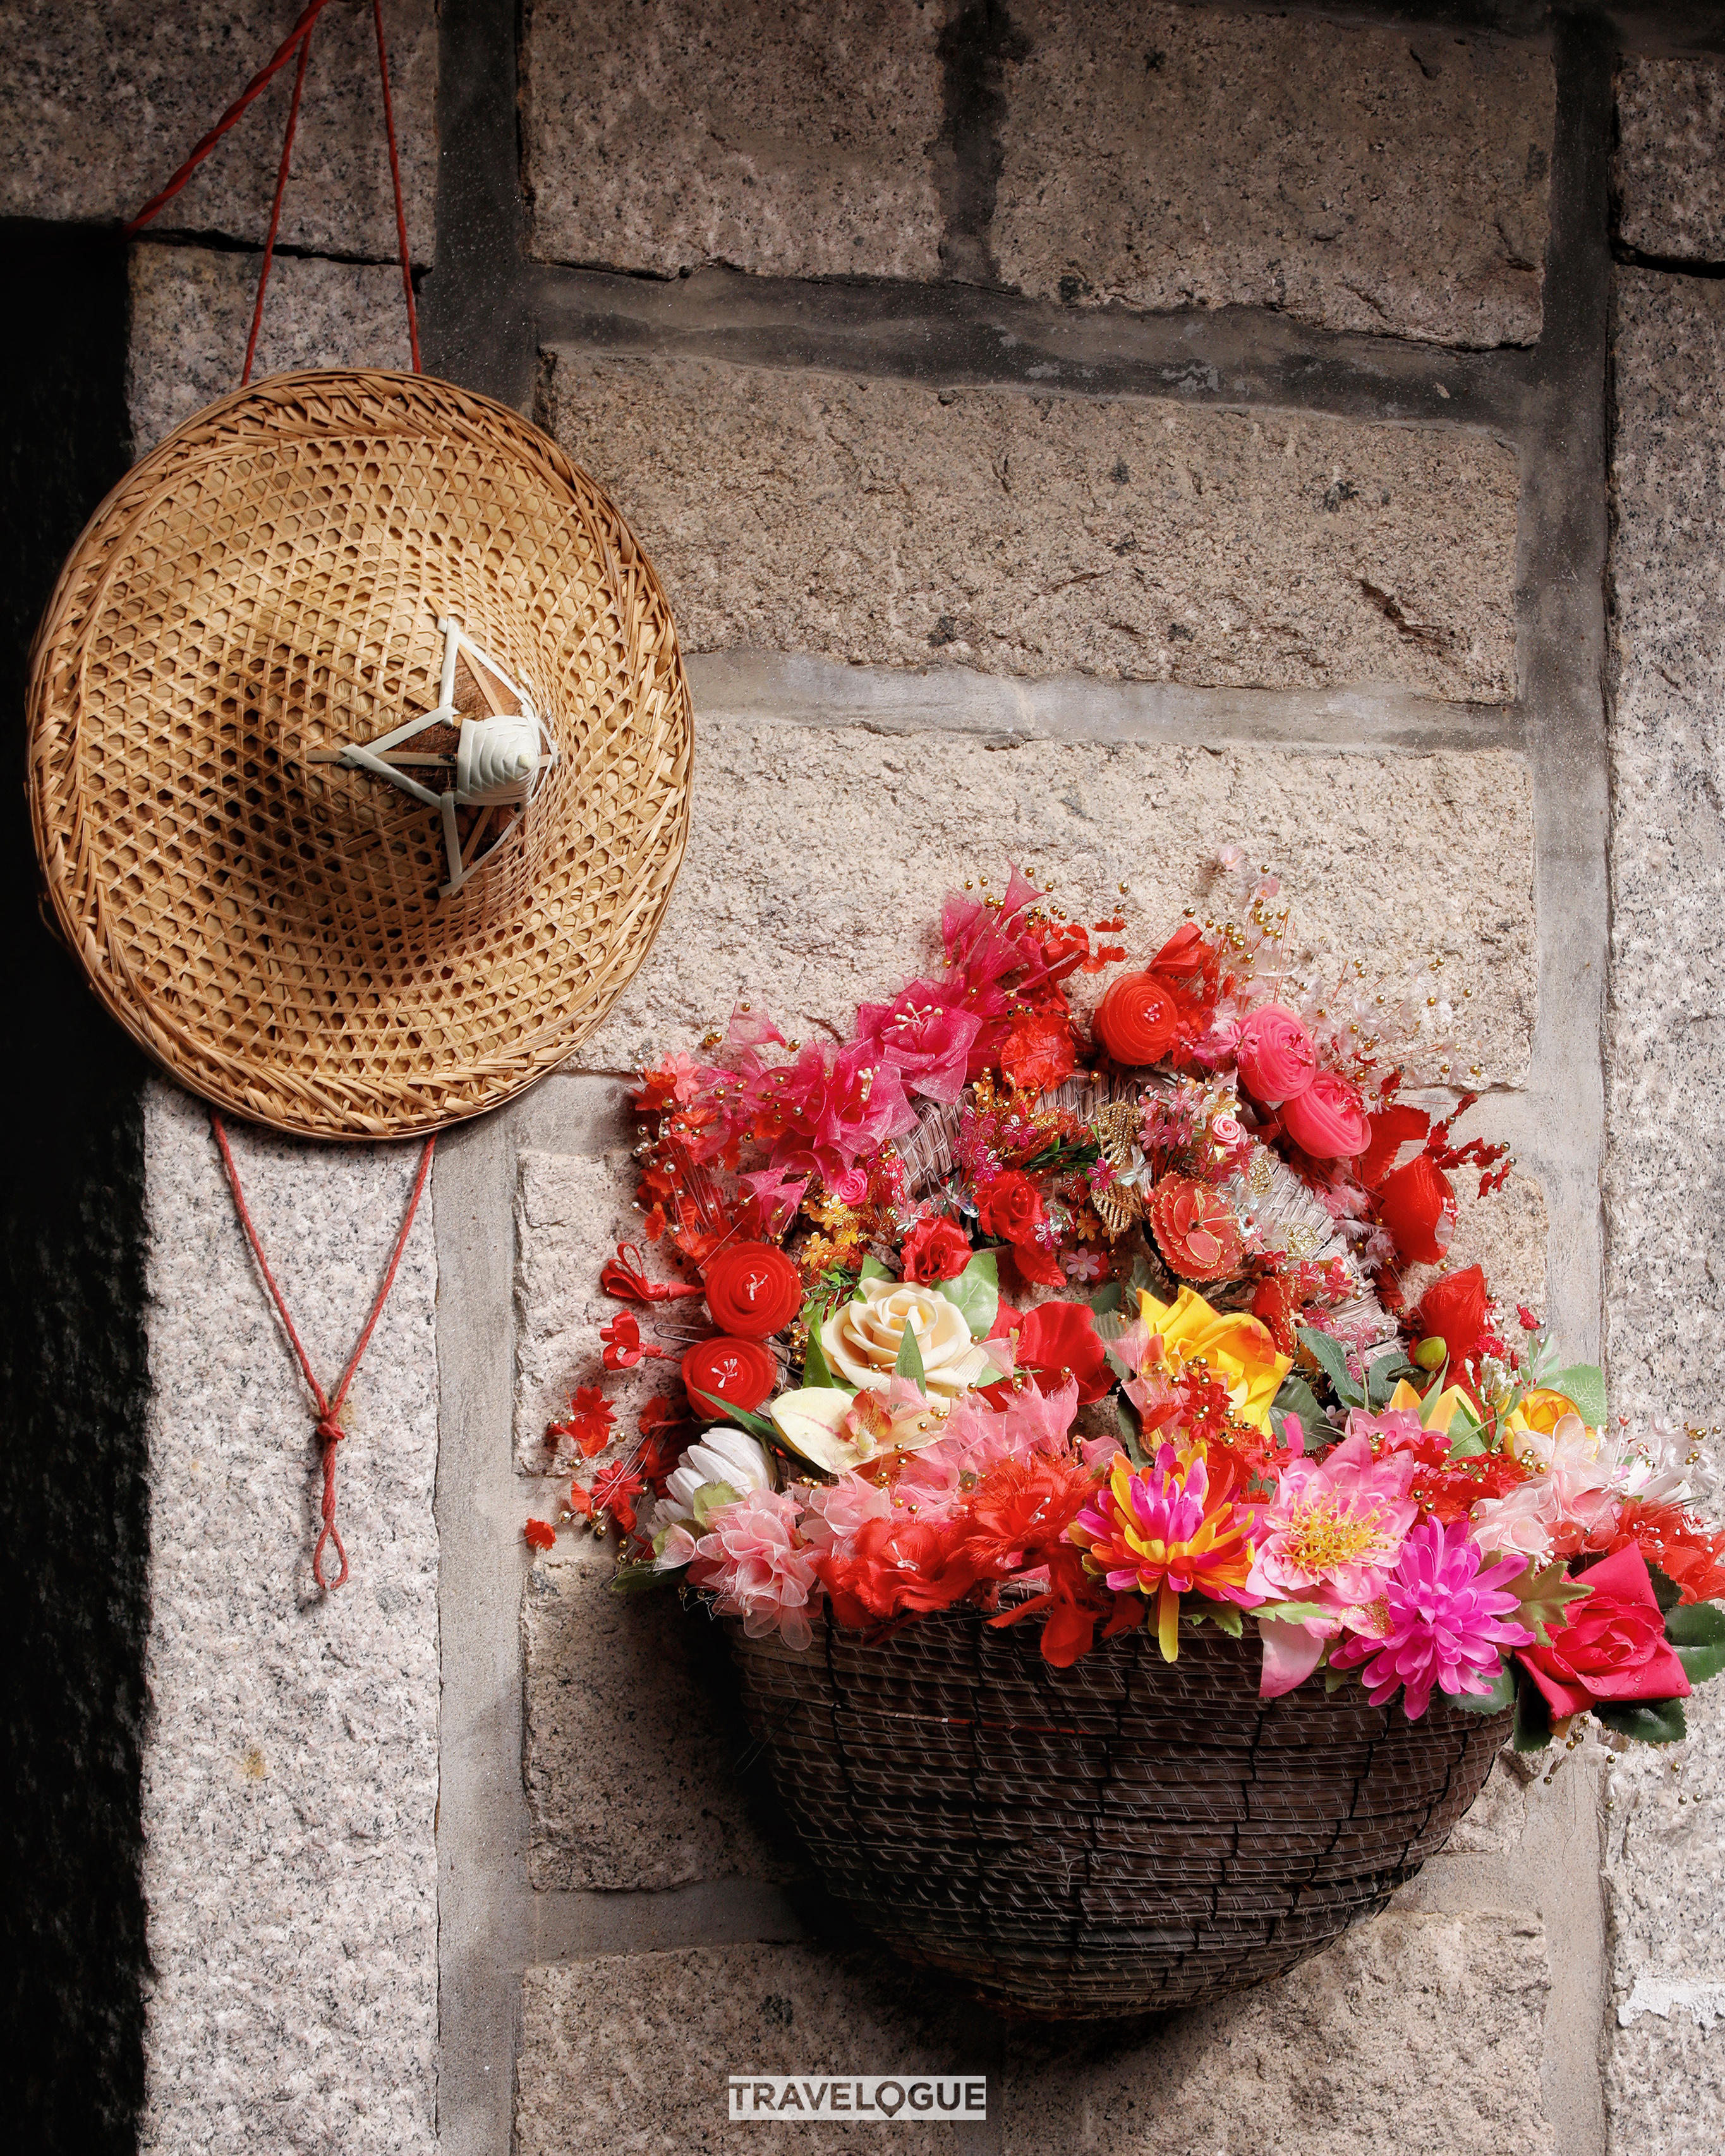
xmin=1413 ymin=1265 xmax=1492 ymax=1368
xmin=1376 ymin=1153 xmax=1456 ymax=1264
xmin=703 ymin=1242 xmax=803 ymax=1338
xmin=1147 ymin=1174 xmax=1245 ymax=1283
xmin=976 ymin=1172 xmax=1046 ymax=1245
xmin=1012 ymin=1299 xmax=1113 ymax=1404
xmin=1235 ymin=1006 xmax=1318 ymax=1106
xmin=1278 ymin=1070 xmax=1370 ymax=1159
xmin=682 ymin=1337 xmax=778 ymax=1417
xmin=900 ymin=1214 xmax=975 ymax=1284
xmin=1092 ymin=972 xmax=1178 ymax=1066
xmin=1515 ymin=1544 xmax=1692 ymax=1716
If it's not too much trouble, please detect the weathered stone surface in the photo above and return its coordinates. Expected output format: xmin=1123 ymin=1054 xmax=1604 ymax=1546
xmin=523 ymin=1554 xmax=797 ymax=1891
xmin=1616 ymin=58 xmax=1725 ymax=266
xmin=1604 ymin=1710 xmax=1725 ymax=2156
xmin=569 ymin=713 xmax=1535 ymax=1086
xmin=518 ymin=1943 xmax=995 ymax=2154
xmin=129 ymin=242 xmax=413 ymax=454
xmin=540 ymin=353 xmax=1520 ymax=700
xmin=140 ymin=1082 xmax=437 ymax=2153
xmin=994 ymin=5 xmax=1553 ymax=349
xmin=516 ymin=1147 xmax=685 ymax=1474
xmin=0 ymin=1 xmax=437 ymax=259
xmin=1442 ymin=1751 xmax=1532 ymax=1858
xmin=1003 ymin=1909 xmax=1552 ymax=2155
xmin=1401 ymin=1168 xmax=1549 ymax=1325
xmin=1606 ymin=273 xmax=1725 ymax=1424
xmin=521 ymin=0 xmax=945 ymax=280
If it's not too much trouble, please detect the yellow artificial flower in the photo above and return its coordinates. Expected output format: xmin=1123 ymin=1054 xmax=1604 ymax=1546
xmin=1385 ymin=1378 xmax=1475 ymax=1435
xmin=1137 ymin=1283 xmax=1291 ymax=1433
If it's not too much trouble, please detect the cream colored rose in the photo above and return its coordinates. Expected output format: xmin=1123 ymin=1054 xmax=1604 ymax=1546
xmin=820 ymin=1278 xmax=991 ymax=1405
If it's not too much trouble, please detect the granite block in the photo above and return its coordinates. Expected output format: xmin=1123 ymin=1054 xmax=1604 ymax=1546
xmin=1606 ymin=272 xmax=1725 ymax=1422
xmin=994 ymin=4 xmax=1553 ymax=348
xmin=128 ymin=241 xmax=413 ymax=454
xmin=539 ymin=352 xmax=1521 ymax=701
xmin=0 ymin=0 xmax=437 ymax=260
xmin=1616 ymin=58 xmax=1725 ymax=266
xmin=1002 ymin=1908 xmax=1552 ymax=2155
xmin=521 ymin=0 xmax=946 ymax=280
xmin=138 ymin=1081 xmax=438 ymax=2153
xmin=565 ymin=713 xmax=1536 ymax=1089
xmin=523 ymin=1554 xmax=797 ymax=1891
xmin=517 ymin=1943 xmax=996 ymax=2154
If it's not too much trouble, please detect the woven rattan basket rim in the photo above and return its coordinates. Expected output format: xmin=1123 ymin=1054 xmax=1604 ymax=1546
xmin=27 ymin=367 xmax=692 ymax=1140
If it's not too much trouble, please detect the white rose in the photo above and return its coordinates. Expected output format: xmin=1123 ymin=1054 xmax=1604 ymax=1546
xmin=820 ymin=1277 xmax=990 ymax=1405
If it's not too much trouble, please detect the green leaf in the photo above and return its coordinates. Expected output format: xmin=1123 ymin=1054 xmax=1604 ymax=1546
xmin=1127 ymin=1256 xmax=1159 ymax=1298
xmin=611 ymin=1561 xmax=670 ymax=1595
xmin=857 ymin=1255 xmax=893 ymax=1288
xmin=1446 ymin=1429 xmax=1488 ymax=1460
xmin=1297 ymin=1326 xmax=1364 ymax=1409
xmin=689 ymin=1389 xmax=779 ymax=1443
xmin=1208 ymin=1605 xmax=1244 ymax=1638
xmin=1594 ymin=1697 xmax=1688 ymax=1745
xmin=1547 ymin=1362 xmax=1607 ymax=1428
xmin=934 ymin=1249 xmax=999 ymax=1339
xmin=1647 ymin=1562 xmax=1684 ymax=1614
xmin=895 ymin=1316 xmax=927 ymax=1388
xmin=1115 ymin=1393 xmax=1149 ymax=1469
xmin=1666 ymin=1600 xmax=1725 ymax=1684
xmin=802 ymin=1329 xmax=837 ymax=1388
xmin=1271 ymin=1372 xmax=1335 ymax=1446
xmin=1255 ymin=1600 xmax=1335 ymax=1626
xmin=689 ymin=1479 xmax=739 ymax=1528
xmin=1511 ymin=1558 xmax=1594 ymax=1647
xmin=1323 ymin=1666 xmax=1354 ymax=1694
xmin=1365 ymin=1350 xmax=1415 ymax=1409
xmin=1453 ymin=1661 xmax=1516 ymax=1714
xmin=1088 ymin=1280 xmax=1124 ymax=1316
xmin=1513 ymin=1667 xmax=1554 ymax=1752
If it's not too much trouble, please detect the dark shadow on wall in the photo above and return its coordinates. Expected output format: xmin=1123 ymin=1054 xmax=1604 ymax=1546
xmin=0 ymin=219 xmax=150 ymax=2156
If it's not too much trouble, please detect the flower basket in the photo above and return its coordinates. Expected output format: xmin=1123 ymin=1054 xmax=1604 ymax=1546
xmin=730 ymin=1605 xmax=1511 ymax=2020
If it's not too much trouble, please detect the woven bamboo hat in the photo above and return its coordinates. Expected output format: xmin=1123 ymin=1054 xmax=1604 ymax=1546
xmin=27 ymin=369 xmax=692 ymax=1139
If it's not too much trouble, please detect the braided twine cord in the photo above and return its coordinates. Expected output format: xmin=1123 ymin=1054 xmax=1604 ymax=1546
xmin=732 ymin=1611 xmax=1510 ymax=2019
xmin=27 ymin=368 xmax=693 ymax=1139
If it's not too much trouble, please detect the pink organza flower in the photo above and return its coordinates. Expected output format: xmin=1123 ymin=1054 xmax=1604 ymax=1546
xmin=855 ymin=978 xmax=983 ymax=1106
xmin=800 ymin=1474 xmax=894 ymax=1546
xmin=1328 ymin=1518 xmax=1534 ymax=1719
xmin=771 ymin=1038 xmax=916 ymax=1180
xmin=688 ymin=1486 xmax=823 ymax=1650
xmin=1247 ymin=1432 xmax=1419 ymax=1697
xmin=1470 ymin=1418 xmax=1621 ymax=1563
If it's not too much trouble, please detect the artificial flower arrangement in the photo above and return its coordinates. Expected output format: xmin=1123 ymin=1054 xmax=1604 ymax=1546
xmin=527 ymin=858 xmax=1725 ymax=1757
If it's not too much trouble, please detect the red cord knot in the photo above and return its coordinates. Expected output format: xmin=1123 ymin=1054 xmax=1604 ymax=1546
xmin=315 ymin=1415 xmax=345 ymax=1448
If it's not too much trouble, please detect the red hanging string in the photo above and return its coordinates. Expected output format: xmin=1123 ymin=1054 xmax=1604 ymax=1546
xmin=126 ymin=0 xmax=419 ymax=375
xmin=372 ymin=0 xmax=421 ymax=372
xmin=211 ymin=1113 xmax=435 ymax=1591
xmin=123 ymin=0 xmax=339 ymax=236
xmin=241 ymin=24 xmax=314 ymax=387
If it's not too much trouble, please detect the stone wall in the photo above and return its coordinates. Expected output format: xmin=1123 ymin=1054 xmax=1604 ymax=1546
xmin=8 ymin=3 xmax=1725 ymax=2153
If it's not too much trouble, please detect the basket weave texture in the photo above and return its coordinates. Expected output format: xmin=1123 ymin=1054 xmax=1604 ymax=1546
xmin=27 ymin=369 xmax=691 ymax=1139
xmin=732 ymin=1609 xmax=1510 ymax=2020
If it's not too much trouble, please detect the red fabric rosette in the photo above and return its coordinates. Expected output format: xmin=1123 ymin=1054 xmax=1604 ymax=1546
xmin=702 ymin=1242 xmax=803 ymax=1337
xmin=682 ymin=1337 xmax=779 ymax=1417
xmin=1278 ymin=1070 xmax=1370 ymax=1159
xmin=1147 ymin=1173 xmax=1245 ymax=1282
xmin=1235 ymin=1005 xmax=1317 ymax=1105
xmin=1092 ymin=971 xmax=1178 ymax=1065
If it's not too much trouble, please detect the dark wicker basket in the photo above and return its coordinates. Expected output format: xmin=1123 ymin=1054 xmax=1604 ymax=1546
xmin=730 ymin=1607 xmax=1511 ymax=2019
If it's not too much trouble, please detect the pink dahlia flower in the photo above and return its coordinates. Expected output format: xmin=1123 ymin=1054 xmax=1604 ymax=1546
xmin=688 ymin=1486 xmax=823 ymax=1651
xmin=1329 ymin=1517 xmax=1534 ymax=1719
xmin=1247 ymin=1431 xmax=1418 ymax=1699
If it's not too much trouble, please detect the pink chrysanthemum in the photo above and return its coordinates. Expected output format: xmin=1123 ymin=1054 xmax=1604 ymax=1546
xmin=689 ymin=1486 xmax=823 ymax=1650
xmin=1329 ymin=1517 xmax=1534 ymax=1719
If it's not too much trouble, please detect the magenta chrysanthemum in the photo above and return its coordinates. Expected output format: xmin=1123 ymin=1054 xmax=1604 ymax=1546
xmin=1328 ymin=1517 xmax=1533 ymax=1719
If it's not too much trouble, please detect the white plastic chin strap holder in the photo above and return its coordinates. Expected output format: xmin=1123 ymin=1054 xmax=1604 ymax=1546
xmin=329 ymin=616 xmax=557 ymax=897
